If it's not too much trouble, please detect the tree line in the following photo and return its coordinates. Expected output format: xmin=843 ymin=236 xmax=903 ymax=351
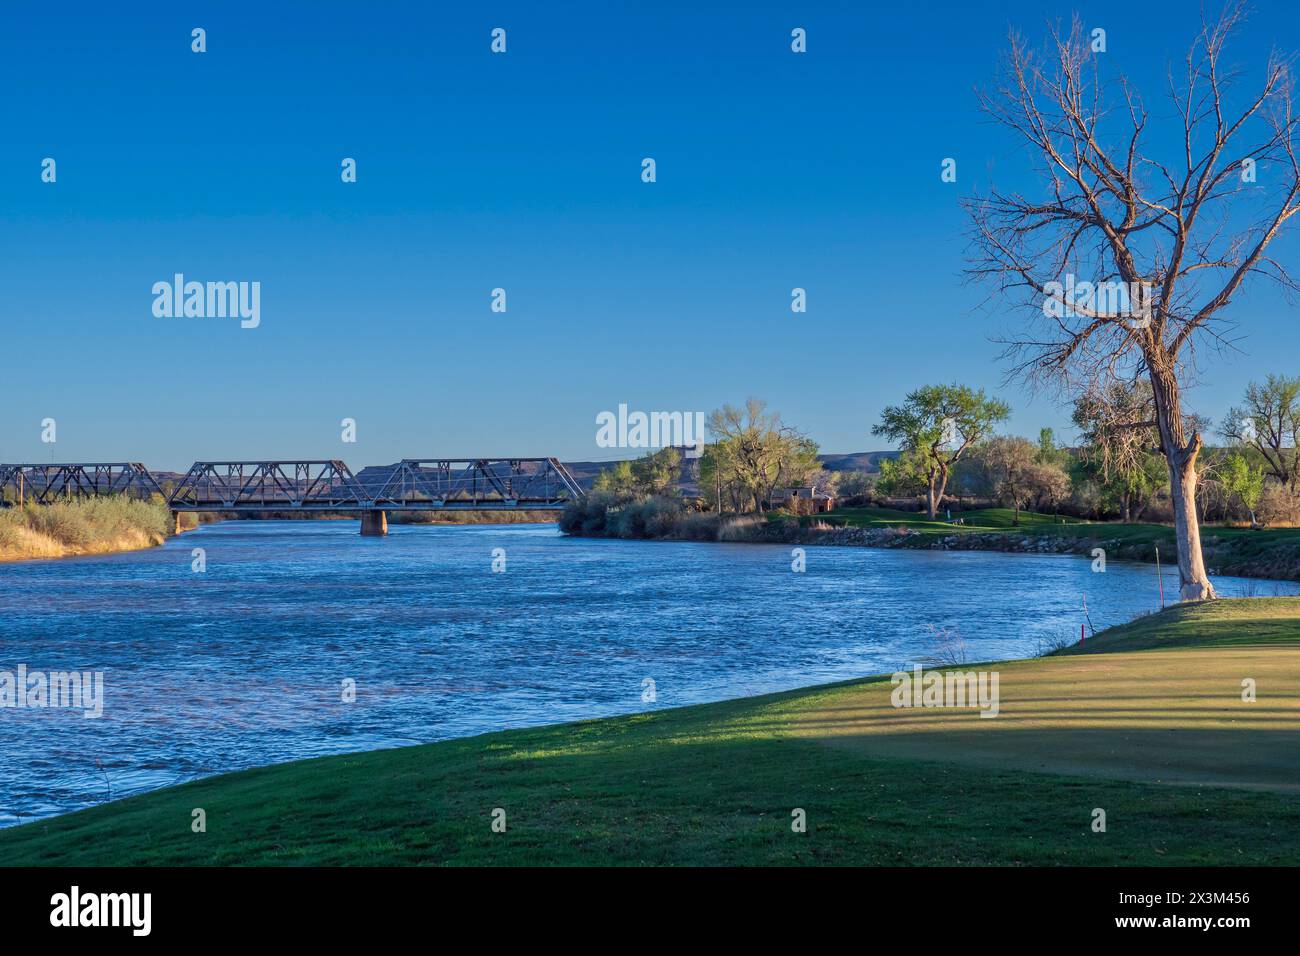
xmin=872 ymin=377 xmax=1300 ymax=529
xmin=570 ymin=373 xmax=1300 ymax=556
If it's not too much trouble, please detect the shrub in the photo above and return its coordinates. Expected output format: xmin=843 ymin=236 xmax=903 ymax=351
xmin=559 ymin=493 xmax=685 ymax=539
xmin=677 ymin=512 xmax=721 ymax=541
xmin=25 ymin=504 xmax=94 ymax=547
xmin=559 ymin=492 xmax=623 ymax=536
xmin=640 ymin=497 xmax=683 ymax=538
xmin=1258 ymin=483 xmax=1300 ymax=527
xmin=0 ymin=519 xmax=24 ymax=550
xmin=717 ymin=514 xmax=766 ymax=541
xmin=1 ymin=497 xmax=170 ymax=554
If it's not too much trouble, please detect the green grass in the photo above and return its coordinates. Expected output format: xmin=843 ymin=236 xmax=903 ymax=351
xmin=3 ymin=599 xmax=1300 ymax=866
xmin=795 ymin=505 xmax=1083 ymax=532
xmin=1054 ymin=596 xmax=1300 ymax=653
xmin=789 ymin=506 xmax=1300 ymax=580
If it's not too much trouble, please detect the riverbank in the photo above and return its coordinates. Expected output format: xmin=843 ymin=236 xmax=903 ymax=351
xmin=811 ymin=508 xmax=1300 ymax=583
xmin=0 ymin=503 xmax=557 ymax=562
xmin=3 ymin=597 xmax=1297 ymax=865
xmin=564 ymin=500 xmax=1300 ymax=583
xmin=0 ymin=498 xmax=189 ymax=563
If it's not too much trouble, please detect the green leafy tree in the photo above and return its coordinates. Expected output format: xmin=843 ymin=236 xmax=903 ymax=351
xmin=872 ymin=384 xmax=1011 ymax=519
xmin=593 ymin=447 xmax=683 ymax=501
xmin=592 ymin=459 xmax=637 ymax=498
xmin=876 ymin=450 xmax=930 ymax=498
xmin=1221 ymin=451 xmax=1266 ymax=527
xmin=1035 ymin=427 xmax=1072 ymax=470
xmin=697 ymin=444 xmax=730 ymax=513
xmin=705 ymin=399 xmax=818 ymax=512
xmin=1222 ymin=375 xmax=1300 ymax=493
xmin=631 ymin=447 xmax=682 ymax=498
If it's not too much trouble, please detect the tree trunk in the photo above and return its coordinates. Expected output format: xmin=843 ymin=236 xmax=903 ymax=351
xmin=1149 ymin=363 xmax=1217 ymax=601
xmin=927 ymin=464 xmax=950 ymax=520
xmin=1121 ymin=491 xmax=1131 ymax=524
xmin=1166 ymin=453 xmax=1215 ymax=600
xmin=926 ymin=468 xmax=939 ymax=519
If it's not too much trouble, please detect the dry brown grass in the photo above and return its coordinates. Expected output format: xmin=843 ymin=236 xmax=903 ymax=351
xmin=0 ymin=497 xmax=172 ymax=562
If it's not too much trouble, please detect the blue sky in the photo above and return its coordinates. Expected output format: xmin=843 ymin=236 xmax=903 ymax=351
xmin=2 ymin=1 xmax=1297 ymax=470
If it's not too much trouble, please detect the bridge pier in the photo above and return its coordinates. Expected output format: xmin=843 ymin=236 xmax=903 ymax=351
xmin=360 ymin=510 xmax=388 ymax=536
xmin=173 ymin=511 xmax=183 ymax=535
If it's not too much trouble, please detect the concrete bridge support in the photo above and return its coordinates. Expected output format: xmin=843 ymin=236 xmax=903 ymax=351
xmin=360 ymin=510 xmax=389 ymax=536
xmin=173 ymin=511 xmax=184 ymax=535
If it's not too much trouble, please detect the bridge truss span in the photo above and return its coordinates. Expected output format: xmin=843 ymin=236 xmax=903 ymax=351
xmin=167 ymin=460 xmax=372 ymax=512
xmin=366 ymin=457 xmax=584 ymax=510
xmin=0 ymin=462 xmax=164 ymax=505
xmin=2 ymin=457 xmax=585 ymax=536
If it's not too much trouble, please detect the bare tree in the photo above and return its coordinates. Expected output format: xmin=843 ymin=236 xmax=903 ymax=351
xmin=1071 ymin=379 xmax=1170 ymax=522
xmin=969 ymin=435 xmax=1067 ymax=524
xmin=965 ymin=5 xmax=1300 ymax=600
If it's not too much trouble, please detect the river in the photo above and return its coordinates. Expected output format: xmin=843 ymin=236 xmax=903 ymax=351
xmin=2 ymin=519 xmax=1295 ymax=825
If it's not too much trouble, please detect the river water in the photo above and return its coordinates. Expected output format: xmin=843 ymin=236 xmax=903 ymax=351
xmin=1 ymin=520 xmax=1295 ymax=825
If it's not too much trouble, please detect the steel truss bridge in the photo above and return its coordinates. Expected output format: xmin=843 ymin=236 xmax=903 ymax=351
xmin=0 ymin=463 xmax=164 ymax=504
xmin=0 ymin=458 xmax=584 ymax=535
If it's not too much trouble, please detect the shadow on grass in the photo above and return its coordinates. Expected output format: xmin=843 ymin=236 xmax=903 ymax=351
xmin=3 ymin=705 xmax=1300 ymax=867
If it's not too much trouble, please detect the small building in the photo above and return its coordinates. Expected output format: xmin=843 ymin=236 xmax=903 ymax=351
xmin=768 ymin=487 xmax=835 ymax=514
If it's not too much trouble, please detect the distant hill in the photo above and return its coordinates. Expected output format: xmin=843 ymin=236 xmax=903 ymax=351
xmin=817 ymin=451 xmax=900 ymax=472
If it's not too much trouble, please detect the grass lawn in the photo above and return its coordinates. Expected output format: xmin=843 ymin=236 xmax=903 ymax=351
xmin=793 ymin=506 xmax=1300 ymax=579
xmin=796 ymin=505 xmax=1164 ymax=541
xmin=795 ymin=505 xmax=1088 ymax=533
xmin=3 ymin=599 xmax=1299 ymax=866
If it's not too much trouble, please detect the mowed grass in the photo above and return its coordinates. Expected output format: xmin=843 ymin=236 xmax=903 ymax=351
xmin=800 ymin=505 xmax=1084 ymax=532
xmin=3 ymin=599 xmax=1299 ymax=866
xmin=792 ymin=599 xmax=1300 ymax=793
xmin=1055 ymin=597 xmax=1300 ymax=654
xmin=800 ymin=505 xmax=1135 ymax=536
xmin=797 ymin=506 xmax=1300 ymax=579
xmin=802 ymin=503 xmax=1300 ymax=545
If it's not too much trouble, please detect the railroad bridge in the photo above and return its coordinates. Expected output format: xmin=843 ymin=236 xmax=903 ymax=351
xmin=0 ymin=458 xmax=584 ymax=536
